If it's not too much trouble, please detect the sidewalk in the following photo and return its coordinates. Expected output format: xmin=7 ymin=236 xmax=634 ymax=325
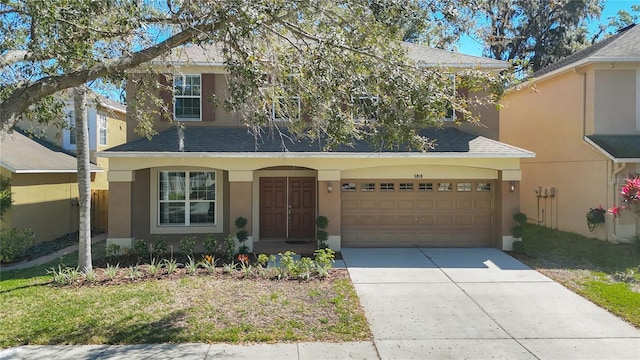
xmin=0 ymin=233 xmax=108 ymax=272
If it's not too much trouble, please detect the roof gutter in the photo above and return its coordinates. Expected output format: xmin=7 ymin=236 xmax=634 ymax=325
xmin=98 ymin=151 xmax=535 ymax=159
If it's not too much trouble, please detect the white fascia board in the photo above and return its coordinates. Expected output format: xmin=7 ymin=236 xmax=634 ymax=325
xmin=98 ymin=102 xmax=126 ymax=114
xmin=99 ymin=151 xmax=535 ymax=159
xmin=0 ymin=161 xmax=17 ymax=173
xmin=13 ymin=169 xmax=104 ymax=174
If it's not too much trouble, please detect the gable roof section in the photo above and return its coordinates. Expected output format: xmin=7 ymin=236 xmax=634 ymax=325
xmin=0 ymin=129 xmax=102 ymax=173
xmin=533 ymin=24 xmax=640 ymax=79
xmin=586 ymin=135 xmax=640 ymax=162
xmin=102 ymin=126 xmax=533 ymax=159
xmin=160 ymin=42 xmax=508 ymax=70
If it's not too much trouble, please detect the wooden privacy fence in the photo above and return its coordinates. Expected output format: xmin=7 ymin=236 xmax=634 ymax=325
xmin=91 ymin=190 xmax=108 ymax=232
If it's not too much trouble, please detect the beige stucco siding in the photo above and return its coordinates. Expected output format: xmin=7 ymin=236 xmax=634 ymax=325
xmin=7 ymin=173 xmax=80 ymax=244
xmin=500 ymin=68 xmax=616 ymax=239
xmin=593 ymin=69 xmax=638 ymax=135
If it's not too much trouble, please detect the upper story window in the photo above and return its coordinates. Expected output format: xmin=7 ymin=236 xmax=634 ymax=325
xmin=159 ymin=171 xmax=215 ymax=226
xmin=352 ymin=95 xmax=378 ymax=123
xmin=444 ymin=74 xmax=457 ymax=122
xmin=67 ymin=110 xmax=76 ymax=145
xmin=273 ymin=95 xmax=301 ymax=121
xmin=97 ymin=114 xmax=107 ymax=146
xmin=272 ymin=75 xmax=300 ymax=122
xmin=174 ymin=74 xmax=201 ymax=121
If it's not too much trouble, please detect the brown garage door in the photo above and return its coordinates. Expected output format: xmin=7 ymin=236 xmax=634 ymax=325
xmin=341 ymin=180 xmax=495 ymax=247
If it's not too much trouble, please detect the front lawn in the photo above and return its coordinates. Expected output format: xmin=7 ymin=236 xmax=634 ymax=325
xmin=0 ymin=243 xmax=370 ymax=348
xmin=512 ymin=224 xmax=640 ymax=327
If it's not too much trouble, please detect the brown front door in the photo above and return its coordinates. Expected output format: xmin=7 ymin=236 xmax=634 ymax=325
xmin=260 ymin=177 xmax=315 ymax=239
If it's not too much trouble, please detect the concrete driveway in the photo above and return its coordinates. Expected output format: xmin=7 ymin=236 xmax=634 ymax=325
xmin=342 ymin=248 xmax=640 ymax=360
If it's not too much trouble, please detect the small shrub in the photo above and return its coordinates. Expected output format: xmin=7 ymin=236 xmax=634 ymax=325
xmin=223 ymin=233 xmax=236 ymax=262
xmin=203 ymin=234 xmax=218 ymax=254
xmin=47 ymin=265 xmax=82 ymax=286
xmin=154 ymin=237 xmax=168 ymax=258
xmin=512 ymin=225 xmax=525 ymax=239
xmin=199 ymin=255 xmax=217 ymax=273
xmin=513 ymin=212 xmax=527 ymax=224
xmin=105 ymin=243 xmax=122 ymax=261
xmin=162 ymin=258 xmax=179 ymax=274
xmin=126 ymin=265 xmax=143 ymax=280
xmin=185 ymin=256 xmax=198 ymax=275
xmin=133 ymin=239 xmax=149 ymax=261
xmin=223 ymin=260 xmax=238 ymax=274
xmin=83 ymin=268 xmax=97 ymax=283
xmin=234 ymin=216 xmax=248 ymax=230
xmin=314 ymin=248 xmax=335 ymax=277
xmin=104 ymin=263 xmax=120 ymax=280
xmin=147 ymin=258 xmax=160 ymax=276
xmin=298 ymin=257 xmax=315 ymax=280
xmin=238 ymin=244 xmax=250 ymax=254
xmin=316 ymin=216 xmax=329 ymax=249
xmin=0 ymin=228 xmax=34 ymax=263
xmin=179 ymin=236 xmax=197 ymax=257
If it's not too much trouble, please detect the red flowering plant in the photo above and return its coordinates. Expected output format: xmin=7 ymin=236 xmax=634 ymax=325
xmin=608 ymin=174 xmax=640 ymax=218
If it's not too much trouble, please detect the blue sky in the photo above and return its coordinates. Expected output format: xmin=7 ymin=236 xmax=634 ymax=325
xmin=457 ymin=0 xmax=639 ymax=56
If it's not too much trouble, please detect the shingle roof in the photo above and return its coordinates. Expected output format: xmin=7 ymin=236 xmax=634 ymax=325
xmin=401 ymin=42 xmax=508 ymax=69
xmin=0 ymin=129 xmax=102 ymax=173
xmin=533 ymin=24 xmax=640 ymax=78
xmin=586 ymin=135 xmax=640 ymax=159
xmin=103 ymin=126 xmax=533 ymax=158
xmin=159 ymin=42 xmax=508 ymax=69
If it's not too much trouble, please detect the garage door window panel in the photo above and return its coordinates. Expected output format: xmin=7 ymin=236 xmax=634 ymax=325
xmin=380 ymin=183 xmax=395 ymax=191
xmin=360 ymin=183 xmax=376 ymax=192
xmin=438 ymin=183 xmax=452 ymax=192
xmin=477 ymin=182 xmax=492 ymax=192
xmin=457 ymin=182 xmax=472 ymax=192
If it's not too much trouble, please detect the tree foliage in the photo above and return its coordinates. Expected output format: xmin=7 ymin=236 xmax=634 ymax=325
xmin=0 ymin=176 xmax=11 ymax=220
xmin=1 ymin=0 xmax=506 ymax=151
xmin=472 ymin=0 xmax=603 ymax=73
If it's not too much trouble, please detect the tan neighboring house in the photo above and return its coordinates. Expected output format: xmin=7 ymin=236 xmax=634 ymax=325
xmin=100 ymin=43 xmax=534 ymax=251
xmin=0 ymin=130 xmax=101 ymax=244
xmin=500 ymin=24 xmax=640 ymax=241
xmin=20 ymin=94 xmax=127 ymax=191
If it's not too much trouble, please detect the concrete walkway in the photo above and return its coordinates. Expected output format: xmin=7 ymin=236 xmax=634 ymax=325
xmin=0 ymin=233 xmax=108 ymax=271
xmin=2 ymin=247 xmax=639 ymax=359
xmin=342 ymin=247 xmax=640 ymax=360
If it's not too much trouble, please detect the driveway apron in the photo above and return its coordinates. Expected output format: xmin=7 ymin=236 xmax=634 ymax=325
xmin=342 ymin=248 xmax=640 ymax=360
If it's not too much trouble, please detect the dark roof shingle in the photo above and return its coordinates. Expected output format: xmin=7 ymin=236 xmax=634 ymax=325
xmin=587 ymin=135 xmax=640 ymax=159
xmin=104 ymin=126 xmax=532 ymax=157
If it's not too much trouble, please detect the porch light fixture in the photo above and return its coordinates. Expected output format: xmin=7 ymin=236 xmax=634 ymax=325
xmin=509 ymin=181 xmax=516 ymax=193
xmin=327 ymin=183 xmax=333 ymax=193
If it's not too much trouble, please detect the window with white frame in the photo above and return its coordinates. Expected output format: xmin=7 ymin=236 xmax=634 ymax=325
xmin=67 ymin=110 xmax=76 ymax=145
xmin=272 ymin=76 xmax=300 ymax=121
xmin=159 ymin=171 xmax=215 ymax=225
xmin=272 ymin=95 xmax=301 ymax=121
xmin=97 ymin=114 xmax=107 ymax=146
xmin=351 ymin=95 xmax=378 ymax=123
xmin=444 ymin=74 xmax=456 ymax=121
xmin=174 ymin=74 xmax=201 ymax=120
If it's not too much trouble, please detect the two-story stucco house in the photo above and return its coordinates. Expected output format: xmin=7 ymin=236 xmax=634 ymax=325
xmin=100 ymin=43 xmax=534 ymax=252
xmin=500 ymin=24 xmax=640 ymax=241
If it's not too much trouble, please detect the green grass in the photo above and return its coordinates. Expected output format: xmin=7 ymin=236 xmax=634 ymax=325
xmin=514 ymin=224 xmax=640 ymax=327
xmin=0 ymin=243 xmax=370 ymax=348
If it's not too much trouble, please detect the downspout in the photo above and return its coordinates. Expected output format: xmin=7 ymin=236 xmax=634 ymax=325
xmin=573 ymin=66 xmax=587 ymax=142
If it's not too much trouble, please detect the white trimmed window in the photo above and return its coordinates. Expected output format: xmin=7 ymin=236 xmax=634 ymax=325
xmin=67 ymin=110 xmax=76 ymax=145
xmin=352 ymin=95 xmax=378 ymax=123
xmin=159 ymin=171 xmax=215 ymax=225
xmin=272 ymin=75 xmax=300 ymax=121
xmin=444 ymin=74 xmax=456 ymax=122
xmin=273 ymin=95 xmax=301 ymax=121
xmin=97 ymin=114 xmax=107 ymax=146
xmin=174 ymin=74 xmax=201 ymax=121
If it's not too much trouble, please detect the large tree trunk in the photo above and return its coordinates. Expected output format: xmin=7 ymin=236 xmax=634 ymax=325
xmin=74 ymin=86 xmax=92 ymax=270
